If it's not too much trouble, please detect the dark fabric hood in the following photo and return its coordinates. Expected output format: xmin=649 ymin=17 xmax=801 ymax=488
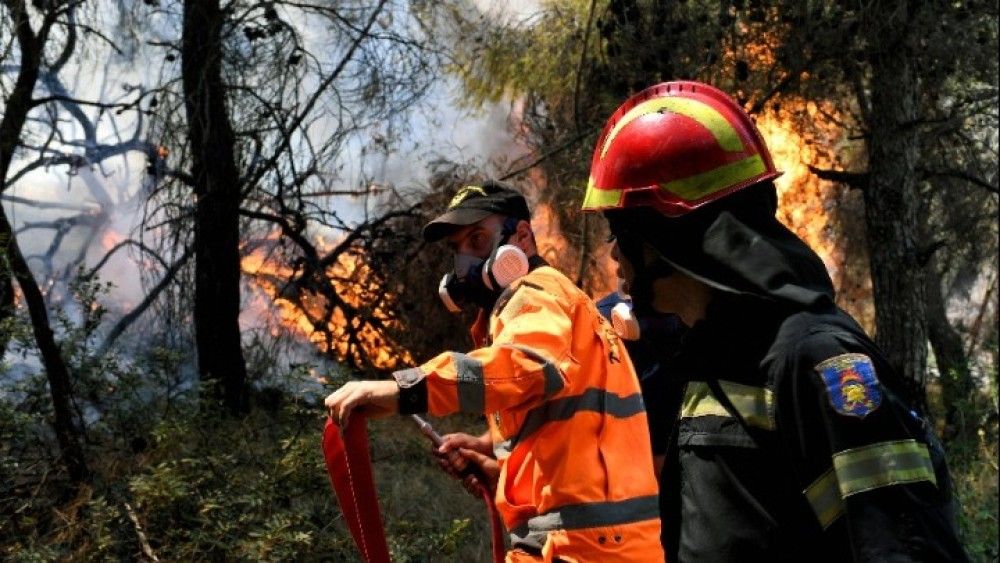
xmin=606 ymin=182 xmax=835 ymax=309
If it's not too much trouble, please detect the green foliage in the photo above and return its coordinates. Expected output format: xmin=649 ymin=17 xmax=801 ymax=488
xmin=128 ymin=406 xmax=343 ymax=560
xmin=1 ymin=379 xmax=492 ymax=560
xmin=933 ymin=367 xmax=1000 ymax=562
xmin=448 ymin=0 xmax=600 ymax=112
xmin=951 ymin=433 xmax=999 ymax=562
xmin=125 ymin=405 xmax=489 ymax=561
xmin=1 ymin=270 xmax=492 ymax=560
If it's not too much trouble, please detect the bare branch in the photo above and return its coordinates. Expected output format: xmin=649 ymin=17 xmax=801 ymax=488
xmin=71 ymin=21 xmax=124 ymax=56
xmin=97 ymin=246 xmax=193 ymax=356
xmin=123 ymin=502 xmax=159 ymax=562
xmin=239 ymin=208 xmax=318 ymax=264
xmin=318 ymin=206 xmax=419 ymax=269
xmin=1 ymin=193 xmax=98 ymax=212
xmin=29 ymin=94 xmax=132 ymax=110
xmin=807 ymin=165 xmax=870 ymax=190
xmin=921 ymin=168 xmax=1000 ymax=195
xmin=296 ymin=188 xmax=385 ymax=198
xmin=749 ymin=67 xmax=806 ymax=116
xmin=242 ymin=0 xmax=390 ymax=188
xmin=500 ymin=127 xmax=597 ymax=181
xmin=86 ymin=239 xmax=172 ymax=278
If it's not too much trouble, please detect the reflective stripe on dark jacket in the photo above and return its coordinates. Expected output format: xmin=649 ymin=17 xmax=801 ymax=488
xmin=661 ymin=299 xmax=967 ymax=562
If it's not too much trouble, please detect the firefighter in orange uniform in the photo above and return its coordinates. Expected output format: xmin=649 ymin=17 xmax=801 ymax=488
xmin=325 ymin=180 xmax=664 ymax=562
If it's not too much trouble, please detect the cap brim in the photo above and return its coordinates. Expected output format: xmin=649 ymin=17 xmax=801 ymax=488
xmin=422 ymin=208 xmax=493 ymax=242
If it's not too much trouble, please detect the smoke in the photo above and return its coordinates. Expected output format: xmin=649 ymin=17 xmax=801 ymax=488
xmin=0 ymin=0 xmax=556 ymax=381
xmin=471 ymin=0 xmax=543 ymax=23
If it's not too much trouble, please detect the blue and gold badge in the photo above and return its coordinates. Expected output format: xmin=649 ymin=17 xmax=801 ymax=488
xmin=815 ymin=353 xmax=882 ymax=418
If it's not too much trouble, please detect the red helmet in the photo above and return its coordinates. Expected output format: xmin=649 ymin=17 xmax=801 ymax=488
xmin=582 ymin=81 xmax=780 ymax=217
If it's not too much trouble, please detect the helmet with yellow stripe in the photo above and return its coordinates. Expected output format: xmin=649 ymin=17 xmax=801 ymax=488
xmin=582 ymin=81 xmax=780 ymax=216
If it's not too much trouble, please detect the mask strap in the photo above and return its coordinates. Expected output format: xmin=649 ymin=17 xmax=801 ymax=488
xmin=481 ymin=217 xmax=523 ymax=288
xmin=499 ymin=217 xmax=520 ymax=244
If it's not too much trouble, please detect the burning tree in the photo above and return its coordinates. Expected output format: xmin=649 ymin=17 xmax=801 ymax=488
xmin=241 ymin=205 xmax=423 ymax=373
xmin=442 ymin=0 xmax=999 ymax=411
xmin=130 ymin=0 xmax=453 ymax=395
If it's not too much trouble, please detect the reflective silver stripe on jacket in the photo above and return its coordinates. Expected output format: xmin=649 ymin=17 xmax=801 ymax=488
xmin=452 ymin=346 xmax=565 ymax=415
xmin=494 ymin=388 xmax=645 ymax=457
xmin=509 ymin=495 xmax=660 ymax=549
xmin=500 ymin=343 xmax=566 ymax=399
xmin=451 ymin=352 xmax=485 ymax=414
xmin=804 ymin=439 xmax=937 ymax=528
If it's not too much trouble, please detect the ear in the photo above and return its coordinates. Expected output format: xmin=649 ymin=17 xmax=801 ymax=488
xmin=515 ymin=219 xmax=531 ymax=239
xmin=514 ymin=219 xmax=533 ymax=250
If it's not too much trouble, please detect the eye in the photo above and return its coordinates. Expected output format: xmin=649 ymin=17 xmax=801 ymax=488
xmin=470 ymin=232 xmax=487 ymax=250
xmin=606 ymin=234 xmax=617 ymax=244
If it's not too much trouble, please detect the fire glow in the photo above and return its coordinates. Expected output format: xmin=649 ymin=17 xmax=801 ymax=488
xmin=242 ymin=103 xmax=871 ymax=366
xmin=757 ymin=104 xmax=874 ymax=330
xmin=242 ymin=236 xmax=413 ymax=371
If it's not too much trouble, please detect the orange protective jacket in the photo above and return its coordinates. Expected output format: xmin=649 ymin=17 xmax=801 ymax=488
xmin=394 ymin=266 xmax=664 ymax=562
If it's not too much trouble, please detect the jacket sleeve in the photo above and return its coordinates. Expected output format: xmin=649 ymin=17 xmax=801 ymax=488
xmin=777 ymin=332 xmax=968 ymax=561
xmin=393 ymin=281 xmax=572 ymax=417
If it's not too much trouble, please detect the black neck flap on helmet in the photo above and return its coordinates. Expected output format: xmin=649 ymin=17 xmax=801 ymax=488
xmin=604 ymin=181 xmax=835 ymax=310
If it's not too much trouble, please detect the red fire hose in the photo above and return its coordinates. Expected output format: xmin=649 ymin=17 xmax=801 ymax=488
xmin=323 ymin=415 xmax=391 ymax=563
xmin=322 ymin=414 xmax=505 ymax=562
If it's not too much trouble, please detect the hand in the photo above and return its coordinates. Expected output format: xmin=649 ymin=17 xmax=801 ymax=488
xmin=439 ymin=432 xmax=493 ymax=457
xmin=324 ymin=380 xmax=400 ymax=427
xmin=435 ymin=432 xmax=499 ymax=495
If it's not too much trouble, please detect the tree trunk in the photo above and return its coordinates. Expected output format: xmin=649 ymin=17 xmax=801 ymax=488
xmin=860 ymin=2 xmax=928 ymax=410
xmin=0 ymin=0 xmax=89 ymax=485
xmin=0 ymin=273 xmax=13 ymax=354
xmin=182 ymin=0 xmax=248 ymax=415
xmin=924 ymin=265 xmax=973 ymax=439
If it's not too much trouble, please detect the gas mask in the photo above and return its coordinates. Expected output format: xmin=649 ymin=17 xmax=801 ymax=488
xmin=438 ymin=218 xmax=530 ymax=313
xmin=610 ymin=279 xmax=641 ymax=341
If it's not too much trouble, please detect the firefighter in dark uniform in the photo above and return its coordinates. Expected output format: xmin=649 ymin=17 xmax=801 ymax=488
xmin=581 ymin=81 xmax=968 ymax=562
xmin=595 ymin=290 xmax=686 ymax=476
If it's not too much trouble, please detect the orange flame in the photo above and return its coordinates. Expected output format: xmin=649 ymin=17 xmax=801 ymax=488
xmin=532 ymin=203 xmax=570 ymax=265
xmin=722 ymin=30 xmax=875 ymax=331
xmin=242 ymin=234 xmax=413 ymax=371
xmin=532 ymin=202 xmax=616 ymax=299
xmin=243 ymin=98 xmax=873 ymax=365
xmin=757 ymin=104 xmax=874 ymax=331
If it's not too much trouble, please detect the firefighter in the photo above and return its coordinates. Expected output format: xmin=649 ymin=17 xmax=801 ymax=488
xmin=437 ymin=279 xmax=688 ymax=527
xmin=595 ymin=283 xmax=687 ymax=478
xmin=580 ymin=81 xmax=968 ymax=562
xmin=325 ymin=180 xmax=664 ymax=562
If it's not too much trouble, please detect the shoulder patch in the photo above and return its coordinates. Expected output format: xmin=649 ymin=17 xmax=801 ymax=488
xmin=815 ymin=353 xmax=882 ymax=418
